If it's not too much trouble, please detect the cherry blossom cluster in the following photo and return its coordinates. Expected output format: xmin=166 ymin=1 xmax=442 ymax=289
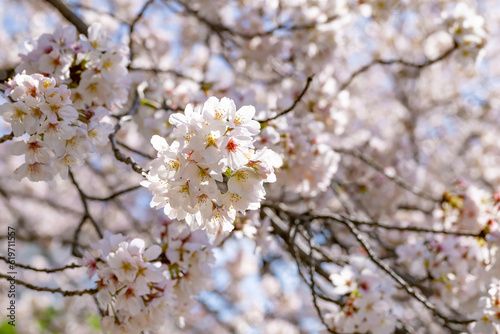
xmin=154 ymin=220 xmax=214 ymax=315
xmin=395 ymin=185 xmax=500 ymax=331
xmin=0 ymin=73 xmax=113 ymax=181
xmin=86 ymin=232 xmax=173 ymax=334
xmin=17 ymin=23 xmax=129 ymax=110
xmin=142 ymin=96 xmax=282 ymax=235
xmin=473 ymin=279 xmax=500 ymax=334
xmin=84 ymin=223 xmax=215 ymax=333
xmin=442 ymin=3 xmax=487 ymax=64
xmin=327 ymin=256 xmax=398 ymax=334
xmin=263 ymin=115 xmax=340 ymax=198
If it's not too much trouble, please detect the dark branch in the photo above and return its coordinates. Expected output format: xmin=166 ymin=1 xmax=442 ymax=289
xmin=335 ymin=148 xmax=442 ymax=202
xmin=0 ymin=256 xmax=81 ymax=273
xmin=0 ymin=132 xmax=14 ymax=144
xmin=45 ymin=0 xmax=89 ymax=36
xmin=86 ymin=185 xmax=142 ymax=201
xmin=338 ymin=44 xmax=458 ymax=92
xmin=261 ymin=76 xmax=314 ymax=123
xmin=0 ymin=273 xmax=97 ymax=296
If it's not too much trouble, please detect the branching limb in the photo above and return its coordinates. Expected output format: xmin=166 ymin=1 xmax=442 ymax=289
xmin=340 ymin=218 xmax=473 ymax=326
xmin=68 ymin=170 xmax=103 ymax=257
xmin=267 ymin=203 xmax=482 ymax=237
xmin=173 ymin=0 xmax=337 ymax=40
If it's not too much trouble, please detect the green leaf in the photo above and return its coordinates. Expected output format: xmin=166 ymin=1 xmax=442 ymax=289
xmin=140 ymin=99 xmax=161 ymax=109
xmin=86 ymin=314 xmax=101 ymax=331
xmin=0 ymin=322 xmax=17 ymax=334
xmin=37 ymin=306 xmax=58 ymax=330
xmin=223 ymin=167 xmax=232 ymax=178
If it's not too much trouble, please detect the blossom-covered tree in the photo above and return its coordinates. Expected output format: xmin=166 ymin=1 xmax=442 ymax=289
xmin=0 ymin=0 xmax=499 ymax=333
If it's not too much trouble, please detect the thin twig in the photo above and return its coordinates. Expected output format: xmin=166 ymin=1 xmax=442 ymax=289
xmin=86 ymin=185 xmax=142 ymax=201
xmin=68 ymin=170 xmax=103 ymax=238
xmin=341 ymin=218 xmax=473 ymax=326
xmin=305 ymin=222 xmax=339 ymax=334
xmin=109 ymin=93 xmax=147 ymax=175
xmin=109 ymin=134 xmax=147 ymax=175
xmin=0 ymin=256 xmax=81 ymax=273
xmin=116 ymin=140 xmax=155 ymax=159
xmin=129 ymin=0 xmax=155 ymax=65
xmin=338 ymin=44 xmax=457 ymax=92
xmin=174 ymin=1 xmax=337 ymax=40
xmin=267 ymin=204 xmax=482 ymax=237
xmin=335 ymin=148 xmax=441 ymax=202
xmin=261 ymin=76 xmax=314 ymax=123
xmin=0 ymin=273 xmax=97 ymax=296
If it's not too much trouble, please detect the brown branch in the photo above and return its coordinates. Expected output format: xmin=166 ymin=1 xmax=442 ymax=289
xmin=263 ymin=207 xmax=334 ymax=281
xmin=0 ymin=132 xmax=14 ymax=144
xmin=173 ymin=0 xmax=337 ymax=40
xmin=338 ymin=44 xmax=458 ymax=92
xmin=109 ymin=93 xmax=147 ymax=175
xmin=116 ymin=139 xmax=155 ymax=160
xmin=267 ymin=204 xmax=482 ymax=237
xmin=0 ymin=256 xmax=81 ymax=273
xmin=261 ymin=76 xmax=314 ymax=123
xmin=129 ymin=0 xmax=155 ymax=65
xmin=68 ymin=169 xmax=103 ymax=237
xmin=109 ymin=134 xmax=147 ymax=175
xmin=335 ymin=148 xmax=442 ymax=202
xmin=68 ymin=170 xmax=103 ymax=257
xmin=129 ymin=66 xmax=202 ymax=83
xmin=86 ymin=185 xmax=141 ymax=201
xmin=0 ymin=273 xmax=97 ymax=296
xmin=340 ymin=218 xmax=473 ymax=326
xmin=304 ymin=223 xmax=340 ymax=334
xmin=44 ymin=0 xmax=89 ymax=36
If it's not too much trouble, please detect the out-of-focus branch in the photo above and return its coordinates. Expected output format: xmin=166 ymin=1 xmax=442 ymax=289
xmin=109 ymin=92 xmax=147 ymax=175
xmin=340 ymin=218 xmax=473 ymax=327
xmin=129 ymin=66 xmax=202 ymax=84
xmin=0 ymin=132 xmax=14 ymax=144
xmin=0 ymin=256 xmax=81 ymax=273
xmin=110 ymin=134 xmax=147 ymax=175
xmin=338 ymin=44 xmax=458 ymax=92
xmin=116 ymin=139 xmax=155 ymax=160
xmin=266 ymin=203 xmax=475 ymax=327
xmin=304 ymin=224 xmax=340 ymax=334
xmin=86 ymin=185 xmax=141 ymax=201
xmin=45 ymin=0 xmax=89 ymax=36
xmin=261 ymin=75 xmax=314 ymax=123
xmin=129 ymin=0 xmax=155 ymax=65
xmin=263 ymin=207 xmax=338 ymax=280
xmin=0 ymin=273 xmax=97 ymax=296
xmin=173 ymin=0 xmax=338 ymax=40
xmin=334 ymin=148 xmax=442 ymax=202
xmin=68 ymin=170 xmax=103 ymax=257
xmin=268 ymin=203 xmax=482 ymax=237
